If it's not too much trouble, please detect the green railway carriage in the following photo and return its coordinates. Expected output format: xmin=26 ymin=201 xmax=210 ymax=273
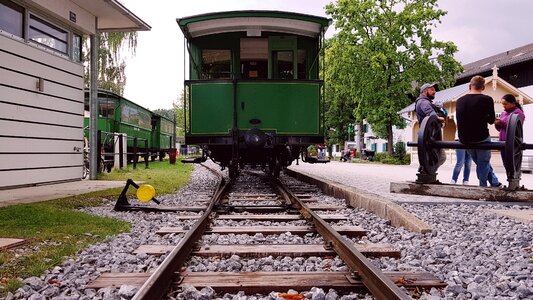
xmin=84 ymin=89 xmax=174 ymax=163
xmin=151 ymin=114 xmax=175 ymax=159
xmin=178 ymin=11 xmax=331 ymax=178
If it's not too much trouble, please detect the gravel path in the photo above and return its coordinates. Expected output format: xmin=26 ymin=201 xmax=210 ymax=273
xmin=289 ymin=162 xmax=533 ymax=299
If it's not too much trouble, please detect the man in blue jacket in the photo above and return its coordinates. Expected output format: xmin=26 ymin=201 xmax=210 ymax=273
xmin=415 ymin=82 xmax=447 ymax=175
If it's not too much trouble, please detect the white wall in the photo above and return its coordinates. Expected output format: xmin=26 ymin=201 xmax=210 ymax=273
xmin=353 ymin=120 xmax=409 ymax=153
xmin=0 ymin=34 xmax=84 ymax=188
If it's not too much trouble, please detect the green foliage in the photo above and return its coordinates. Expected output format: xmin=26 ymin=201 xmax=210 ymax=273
xmin=373 ymin=149 xmax=410 ymax=165
xmin=373 ymin=152 xmax=389 ymax=162
xmin=84 ymin=32 xmax=138 ymax=95
xmin=307 ymin=145 xmax=318 ymax=157
xmin=152 ymin=108 xmax=175 ymax=121
xmin=325 ymin=0 xmax=463 ymax=154
xmin=173 ymin=90 xmax=188 ymax=137
xmin=323 ymin=38 xmax=358 ymax=147
xmin=393 ymin=141 xmax=407 ymax=159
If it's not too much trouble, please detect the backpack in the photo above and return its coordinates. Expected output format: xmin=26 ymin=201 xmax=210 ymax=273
xmin=432 ymin=103 xmax=447 ymax=118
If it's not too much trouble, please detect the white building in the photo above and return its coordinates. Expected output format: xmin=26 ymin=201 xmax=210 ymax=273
xmin=0 ymin=0 xmax=149 ymax=188
xmin=330 ymin=120 xmax=409 ymax=158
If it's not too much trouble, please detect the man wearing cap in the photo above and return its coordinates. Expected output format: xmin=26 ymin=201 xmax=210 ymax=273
xmin=415 ymin=82 xmax=446 ymax=171
xmin=416 ymin=83 xmax=445 ymax=124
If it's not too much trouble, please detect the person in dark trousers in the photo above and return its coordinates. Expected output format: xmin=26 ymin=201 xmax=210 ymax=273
xmin=495 ymin=93 xmax=526 ymax=175
xmin=451 ymin=130 xmax=472 ymax=185
xmin=456 ymin=75 xmax=501 ymax=187
xmin=415 ymin=82 xmax=446 ymax=171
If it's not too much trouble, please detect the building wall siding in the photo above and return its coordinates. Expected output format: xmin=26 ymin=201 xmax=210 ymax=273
xmin=0 ymin=34 xmax=84 ymax=188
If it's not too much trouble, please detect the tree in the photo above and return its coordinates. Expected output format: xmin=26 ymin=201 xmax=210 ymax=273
xmin=325 ymin=0 xmax=463 ymax=155
xmin=152 ymin=108 xmax=174 ymax=121
xmin=84 ymin=32 xmax=137 ymax=95
xmin=324 ymin=37 xmax=359 ymax=151
xmin=173 ymin=90 xmax=188 ymax=138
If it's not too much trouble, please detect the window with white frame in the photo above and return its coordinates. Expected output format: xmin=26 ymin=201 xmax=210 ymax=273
xmin=0 ymin=0 xmax=82 ymax=62
xmin=29 ymin=14 xmax=68 ymax=54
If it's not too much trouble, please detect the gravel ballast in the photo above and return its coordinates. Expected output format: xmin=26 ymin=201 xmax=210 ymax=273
xmin=5 ymin=162 xmax=533 ymax=300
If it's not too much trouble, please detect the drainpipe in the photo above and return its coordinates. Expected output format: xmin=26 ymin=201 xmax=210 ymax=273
xmin=89 ymin=18 xmax=99 ymax=180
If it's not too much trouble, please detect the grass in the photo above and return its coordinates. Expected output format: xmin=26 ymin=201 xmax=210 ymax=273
xmin=0 ymin=160 xmax=193 ymax=296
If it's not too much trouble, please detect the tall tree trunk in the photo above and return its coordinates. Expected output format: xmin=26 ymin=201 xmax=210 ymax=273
xmin=358 ymin=120 xmax=364 ymax=155
xmin=387 ymin=122 xmax=394 ymax=156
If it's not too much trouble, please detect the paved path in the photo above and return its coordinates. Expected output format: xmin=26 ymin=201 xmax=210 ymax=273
xmin=288 ymin=161 xmax=533 ymax=205
xmin=0 ymin=180 xmax=126 ymax=207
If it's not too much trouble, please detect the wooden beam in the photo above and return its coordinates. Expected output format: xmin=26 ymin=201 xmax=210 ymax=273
xmin=87 ymin=271 xmax=446 ymax=292
xmin=156 ymin=226 xmax=365 ymax=236
xmin=173 ymin=214 xmax=348 ymax=221
xmin=133 ymin=243 xmax=400 ymax=258
xmin=390 ymin=181 xmax=533 ymax=202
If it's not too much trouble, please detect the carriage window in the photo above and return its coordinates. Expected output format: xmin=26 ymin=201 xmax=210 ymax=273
xmin=297 ymin=49 xmax=307 ymax=79
xmin=240 ymin=38 xmax=268 ymax=79
xmin=98 ymin=98 xmax=115 ymax=118
xmin=273 ymin=51 xmax=293 ymax=79
xmin=202 ymin=49 xmax=231 ymax=79
xmin=161 ymin=119 xmax=174 ymax=134
xmin=29 ymin=14 xmax=68 ymax=54
xmin=0 ymin=0 xmax=24 ymax=38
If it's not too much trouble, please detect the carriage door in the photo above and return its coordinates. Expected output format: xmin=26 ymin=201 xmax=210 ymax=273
xmin=268 ymin=36 xmax=297 ymax=80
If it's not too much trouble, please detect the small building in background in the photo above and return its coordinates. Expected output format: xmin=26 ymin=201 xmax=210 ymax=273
xmin=0 ymin=0 xmax=149 ymax=189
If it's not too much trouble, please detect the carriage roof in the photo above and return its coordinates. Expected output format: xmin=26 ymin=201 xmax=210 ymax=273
xmin=177 ymin=10 xmax=331 ymax=39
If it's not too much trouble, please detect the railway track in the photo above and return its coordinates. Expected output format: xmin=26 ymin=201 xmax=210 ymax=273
xmin=87 ymin=166 xmax=445 ymax=299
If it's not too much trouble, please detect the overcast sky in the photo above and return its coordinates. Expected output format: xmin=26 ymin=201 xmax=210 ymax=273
xmin=120 ymin=0 xmax=533 ymax=111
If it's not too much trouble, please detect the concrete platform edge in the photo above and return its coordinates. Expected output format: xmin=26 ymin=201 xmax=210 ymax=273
xmin=285 ymin=169 xmax=432 ymax=233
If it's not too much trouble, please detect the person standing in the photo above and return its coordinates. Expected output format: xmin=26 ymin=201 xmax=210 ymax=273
xmin=415 ymin=82 xmax=446 ymax=171
xmin=495 ymin=94 xmax=526 ymax=174
xmin=456 ymin=75 xmax=501 ymax=187
xmin=451 ymin=131 xmax=471 ymax=185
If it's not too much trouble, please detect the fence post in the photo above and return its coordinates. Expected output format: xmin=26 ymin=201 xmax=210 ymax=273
xmin=118 ymin=134 xmax=124 ymax=169
xmin=133 ymin=137 xmax=138 ymax=170
xmin=144 ymin=139 xmax=149 ymax=169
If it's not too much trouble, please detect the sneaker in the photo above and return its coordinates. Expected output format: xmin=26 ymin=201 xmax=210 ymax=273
xmin=491 ymin=182 xmax=502 ymax=188
xmin=463 ymin=181 xmax=469 ymax=185
xmin=450 ymin=180 xmax=457 ymax=184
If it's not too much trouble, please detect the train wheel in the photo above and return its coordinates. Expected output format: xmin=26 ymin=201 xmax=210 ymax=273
xmin=268 ymin=158 xmax=281 ymax=178
xmin=273 ymin=159 xmax=281 ymax=178
xmin=228 ymin=162 xmax=238 ymax=180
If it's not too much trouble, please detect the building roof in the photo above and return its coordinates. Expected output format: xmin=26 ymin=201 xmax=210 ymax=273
xmin=177 ymin=11 xmax=331 ymax=39
xmin=71 ymin=0 xmax=151 ymax=32
xmin=399 ymin=76 xmax=533 ymax=114
xmin=457 ymin=43 xmax=533 ymax=80
xmin=398 ymin=82 xmax=470 ymax=114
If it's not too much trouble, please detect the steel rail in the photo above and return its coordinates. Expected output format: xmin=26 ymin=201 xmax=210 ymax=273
xmin=132 ymin=165 xmax=230 ymax=300
xmin=273 ymin=179 xmax=411 ymax=300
